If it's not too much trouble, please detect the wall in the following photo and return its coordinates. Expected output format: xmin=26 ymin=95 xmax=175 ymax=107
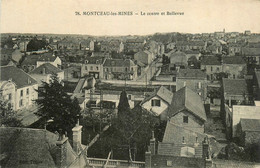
xmin=15 ymin=84 xmax=38 ymax=111
xmin=176 ymin=78 xmax=208 ymax=100
xmin=170 ymin=110 xmax=205 ymax=134
xmin=142 ymin=96 xmax=168 ymax=116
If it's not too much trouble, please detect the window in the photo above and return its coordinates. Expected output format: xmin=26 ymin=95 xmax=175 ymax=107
xmin=198 ymin=82 xmax=201 ymax=89
xmin=183 ymin=116 xmax=188 ymax=123
xmin=131 ymin=67 xmax=133 ymax=71
xmin=216 ymin=67 xmax=220 ymax=71
xmin=96 ymin=66 xmax=99 ymax=70
xmin=211 ymin=66 xmax=213 ymax=72
xmin=20 ymin=90 xmax=23 ymax=97
xmin=90 ymin=66 xmax=93 ymax=70
xmin=128 ymin=95 xmax=132 ymax=100
xmin=85 ymin=66 xmax=88 ymax=70
xmin=166 ymin=160 xmax=173 ymax=166
xmin=125 ymin=67 xmax=128 ymax=72
xmin=182 ymin=137 xmax=185 ymax=144
xmin=19 ymin=99 xmax=23 ymax=107
xmin=196 ymin=137 xmax=198 ymax=143
xmin=26 ymin=88 xmax=29 ymax=95
xmin=151 ymin=99 xmax=161 ymax=107
xmin=8 ymin=94 xmax=12 ymax=100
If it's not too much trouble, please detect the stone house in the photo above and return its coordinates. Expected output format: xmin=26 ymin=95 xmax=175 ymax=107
xmin=82 ymin=57 xmax=105 ymax=79
xmin=222 ymin=56 xmax=247 ymax=79
xmin=134 ymin=50 xmax=154 ymax=66
xmin=176 ymin=69 xmax=208 ymax=100
xmin=200 ymin=56 xmax=222 ymax=81
xmin=140 ymin=86 xmax=173 ymax=120
xmin=103 ymin=59 xmax=138 ymax=80
xmin=0 ymin=65 xmax=38 ymax=111
xmin=237 ymin=118 xmax=260 ymax=147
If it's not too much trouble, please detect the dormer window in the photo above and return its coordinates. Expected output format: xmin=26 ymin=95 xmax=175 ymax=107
xmin=151 ymin=99 xmax=160 ymax=107
xmin=183 ymin=116 xmax=188 ymax=123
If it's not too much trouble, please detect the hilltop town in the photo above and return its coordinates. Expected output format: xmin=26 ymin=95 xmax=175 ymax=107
xmin=1 ymin=30 xmax=260 ymax=168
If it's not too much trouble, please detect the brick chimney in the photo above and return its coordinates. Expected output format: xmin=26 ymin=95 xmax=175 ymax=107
xmin=56 ymin=133 xmax=68 ymax=168
xmin=72 ymin=119 xmax=83 ymax=154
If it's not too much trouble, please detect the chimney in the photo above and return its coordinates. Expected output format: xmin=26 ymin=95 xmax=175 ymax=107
xmin=72 ymin=119 xmax=83 ymax=154
xmin=56 ymin=133 xmax=68 ymax=168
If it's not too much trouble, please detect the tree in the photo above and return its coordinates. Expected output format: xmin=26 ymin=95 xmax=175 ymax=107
xmin=188 ymin=56 xmax=200 ymax=69
xmin=0 ymin=99 xmax=23 ymax=127
xmin=35 ymin=75 xmax=81 ymax=134
xmin=27 ymin=37 xmax=48 ymax=52
xmin=117 ymin=90 xmax=130 ymax=119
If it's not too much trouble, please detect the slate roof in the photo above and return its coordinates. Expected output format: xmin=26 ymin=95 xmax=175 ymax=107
xmin=177 ymin=69 xmax=207 ymax=79
xmin=141 ymin=86 xmax=173 ymax=105
xmin=240 ymin=118 xmax=260 ymax=132
xmin=103 ymin=59 xmax=136 ymax=67
xmin=37 ymin=53 xmax=57 ymax=62
xmin=201 ymin=56 xmax=221 ymax=65
xmin=0 ymin=127 xmax=58 ymax=168
xmin=21 ymin=54 xmax=41 ymax=65
xmin=222 ymin=56 xmax=246 ymax=64
xmin=168 ymin=87 xmax=207 ymax=121
xmin=29 ymin=63 xmax=62 ymax=74
xmin=0 ymin=65 xmax=37 ymax=88
xmin=222 ymin=78 xmax=249 ymax=95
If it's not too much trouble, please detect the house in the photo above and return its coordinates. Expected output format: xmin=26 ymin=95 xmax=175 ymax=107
xmin=237 ymin=118 xmax=260 ymax=147
xmin=168 ymin=51 xmax=188 ymax=70
xmin=124 ymin=39 xmax=146 ymax=53
xmin=134 ymin=50 xmax=154 ymax=65
xmin=140 ymin=86 xmax=173 ymax=119
xmin=11 ymin=49 xmax=23 ymax=64
xmin=36 ymin=53 xmax=62 ymax=68
xmin=103 ymin=59 xmax=138 ymax=80
xmin=228 ymin=43 xmax=242 ymax=56
xmin=241 ymin=43 xmax=260 ymax=65
xmin=29 ymin=63 xmax=64 ymax=87
xmin=175 ymin=41 xmax=206 ymax=51
xmin=222 ymin=56 xmax=247 ymax=79
xmin=21 ymin=54 xmax=40 ymax=72
xmin=221 ymin=78 xmax=251 ymax=109
xmin=176 ymin=69 xmax=208 ymax=100
xmin=200 ymin=56 xmax=222 ymax=80
xmin=145 ymin=87 xmax=211 ymax=168
xmin=82 ymin=57 xmax=106 ymax=79
xmin=0 ymin=124 xmax=88 ymax=167
xmin=168 ymin=86 xmax=207 ymax=133
xmin=0 ymin=65 xmax=38 ymax=111
xmin=231 ymin=105 xmax=260 ymax=138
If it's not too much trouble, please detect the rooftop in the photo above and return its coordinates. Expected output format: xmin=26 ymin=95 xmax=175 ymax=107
xmin=222 ymin=78 xmax=249 ymax=95
xmin=240 ymin=118 xmax=260 ymax=132
xmin=168 ymin=87 xmax=207 ymax=121
xmin=177 ymin=69 xmax=207 ymax=79
xmin=103 ymin=59 xmax=136 ymax=67
xmin=222 ymin=56 xmax=246 ymax=65
xmin=0 ymin=65 xmax=37 ymax=88
xmin=29 ymin=63 xmax=63 ymax=74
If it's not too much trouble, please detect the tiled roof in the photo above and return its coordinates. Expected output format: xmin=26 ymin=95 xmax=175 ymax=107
xmin=222 ymin=56 xmax=246 ymax=64
xmin=141 ymin=86 xmax=173 ymax=105
xmin=240 ymin=118 xmax=260 ymax=132
xmin=30 ymin=63 xmax=62 ymax=74
xmin=201 ymin=56 xmax=221 ymax=65
xmin=168 ymin=87 xmax=207 ymax=121
xmin=103 ymin=59 xmax=136 ymax=67
xmin=177 ymin=69 xmax=207 ymax=79
xmin=0 ymin=65 xmax=37 ymax=88
xmin=222 ymin=78 xmax=248 ymax=95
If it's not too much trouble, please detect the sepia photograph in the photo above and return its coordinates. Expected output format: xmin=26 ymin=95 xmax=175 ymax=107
xmin=0 ymin=0 xmax=260 ymax=167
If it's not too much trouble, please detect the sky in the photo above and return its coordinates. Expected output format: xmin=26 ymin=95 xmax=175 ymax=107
xmin=0 ymin=0 xmax=260 ymax=36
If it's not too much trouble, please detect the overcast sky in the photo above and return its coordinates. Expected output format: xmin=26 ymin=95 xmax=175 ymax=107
xmin=1 ymin=0 xmax=260 ymax=36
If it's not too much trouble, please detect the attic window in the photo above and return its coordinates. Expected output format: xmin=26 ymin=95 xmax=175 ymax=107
xmin=151 ymin=99 xmax=160 ymax=107
xmin=183 ymin=116 xmax=188 ymax=123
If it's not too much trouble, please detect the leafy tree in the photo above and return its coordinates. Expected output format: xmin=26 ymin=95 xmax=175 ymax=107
xmin=0 ymin=98 xmax=23 ymax=127
xmin=35 ymin=75 xmax=80 ymax=134
xmin=27 ymin=37 xmax=48 ymax=52
xmin=188 ymin=56 xmax=200 ymax=69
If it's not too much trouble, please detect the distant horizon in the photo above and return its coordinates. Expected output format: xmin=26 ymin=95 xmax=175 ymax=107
xmin=1 ymin=0 xmax=260 ymax=36
xmin=1 ymin=30 xmax=259 ymax=37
